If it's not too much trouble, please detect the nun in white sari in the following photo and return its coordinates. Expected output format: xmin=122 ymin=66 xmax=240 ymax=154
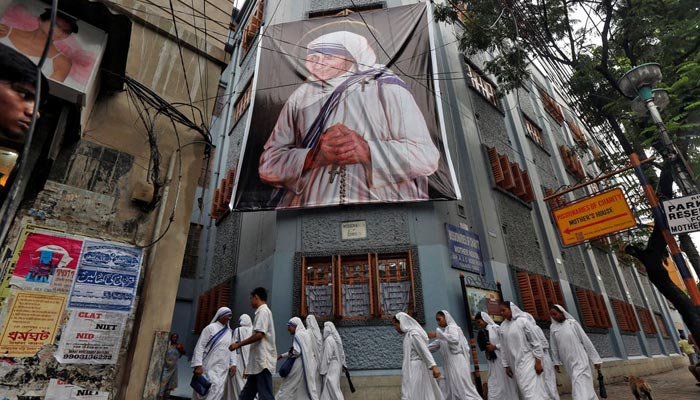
xmin=277 ymin=317 xmax=320 ymax=400
xmin=306 ymin=315 xmax=325 ymax=391
xmin=549 ymin=304 xmax=602 ymax=400
xmin=393 ymin=312 xmax=445 ymax=400
xmin=192 ymin=307 xmax=235 ymax=400
xmin=224 ymin=314 xmax=254 ymax=399
xmin=427 ymin=310 xmax=482 ymax=400
xmin=259 ymin=31 xmax=440 ymax=208
xmin=476 ymin=312 xmax=519 ymax=400
xmin=499 ymin=302 xmax=552 ymax=400
xmin=320 ymin=321 xmax=346 ymax=400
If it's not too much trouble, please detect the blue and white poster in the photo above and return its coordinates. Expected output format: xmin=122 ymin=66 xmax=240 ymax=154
xmin=67 ymin=241 xmax=143 ymax=312
xmin=445 ymin=224 xmax=484 ymax=274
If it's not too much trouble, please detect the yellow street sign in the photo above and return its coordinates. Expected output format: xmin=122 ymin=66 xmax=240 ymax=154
xmin=553 ymin=187 xmax=637 ymax=246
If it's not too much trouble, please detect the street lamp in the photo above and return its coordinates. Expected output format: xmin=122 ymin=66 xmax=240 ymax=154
xmin=618 ymin=64 xmax=700 ymax=306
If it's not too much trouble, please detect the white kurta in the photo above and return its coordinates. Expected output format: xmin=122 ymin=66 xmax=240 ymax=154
xmin=277 ymin=321 xmax=320 ymax=400
xmin=259 ymin=74 xmax=440 ymax=208
xmin=484 ymin=323 xmax=519 ymax=400
xmin=319 ymin=335 xmax=344 ymax=400
xmin=224 ymin=315 xmax=254 ymax=400
xmin=428 ymin=321 xmax=482 ymax=399
xmin=550 ymin=319 xmax=602 ymax=400
xmin=192 ymin=321 xmax=235 ymax=400
xmin=500 ymin=317 xmax=551 ymax=400
xmin=401 ymin=330 xmax=445 ymax=400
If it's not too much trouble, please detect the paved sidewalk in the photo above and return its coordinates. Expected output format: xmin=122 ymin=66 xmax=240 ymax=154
xmin=560 ymin=365 xmax=700 ymax=399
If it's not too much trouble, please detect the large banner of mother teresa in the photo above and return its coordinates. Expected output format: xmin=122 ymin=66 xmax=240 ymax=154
xmin=231 ymin=3 xmax=460 ymax=210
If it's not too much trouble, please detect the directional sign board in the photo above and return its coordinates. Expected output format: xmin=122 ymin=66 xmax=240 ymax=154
xmin=553 ymin=188 xmax=637 ymax=246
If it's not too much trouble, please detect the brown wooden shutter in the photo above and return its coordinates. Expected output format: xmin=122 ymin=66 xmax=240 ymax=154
xmin=500 ymin=156 xmax=515 ymax=190
xmin=511 ymin=163 xmax=527 ymax=197
xmin=529 ymin=275 xmax=548 ymax=321
xmin=487 ymin=147 xmax=504 ymax=184
xmin=516 ymin=271 xmax=538 ymax=318
xmin=552 ymin=281 xmax=566 ymax=306
xmin=575 ymin=288 xmax=596 ymax=328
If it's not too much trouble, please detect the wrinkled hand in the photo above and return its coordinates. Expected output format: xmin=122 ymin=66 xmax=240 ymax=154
xmin=427 ymin=331 xmax=437 ymax=339
xmin=555 ymin=365 xmax=561 ymax=373
xmin=485 ymin=344 xmax=497 ymax=352
xmin=505 ymin=367 xmax=513 ymax=378
xmin=432 ymin=366 xmax=440 ymax=380
xmin=534 ymin=359 xmax=544 ymax=375
xmin=311 ymin=124 xmax=371 ymax=168
xmin=194 ymin=366 xmax=204 ymax=377
xmin=229 ymin=366 xmax=237 ymax=377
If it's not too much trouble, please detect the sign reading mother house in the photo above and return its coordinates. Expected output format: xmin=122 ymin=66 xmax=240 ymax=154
xmin=68 ymin=240 xmax=143 ymax=312
xmin=231 ymin=4 xmax=460 ymax=210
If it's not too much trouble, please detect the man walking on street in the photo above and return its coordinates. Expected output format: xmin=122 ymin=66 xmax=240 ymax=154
xmin=230 ymin=287 xmax=277 ymax=400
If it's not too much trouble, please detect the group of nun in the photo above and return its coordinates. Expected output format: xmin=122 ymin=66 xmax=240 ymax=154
xmin=191 ymin=307 xmax=254 ymax=400
xmin=192 ymin=302 xmax=602 ymax=400
xmin=392 ymin=303 xmax=603 ymax=400
xmin=473 ymin=302 xmax=602 ymax=400
xmin=277 ymin=315 xmax=347 ymax=400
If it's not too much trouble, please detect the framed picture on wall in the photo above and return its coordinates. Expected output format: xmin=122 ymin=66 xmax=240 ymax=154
xmin=465 ymin=286 xmax=503 ymax=322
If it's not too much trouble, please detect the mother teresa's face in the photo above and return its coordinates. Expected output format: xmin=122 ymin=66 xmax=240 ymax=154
xmin=306 ymin=52 xmax=354 ymax=82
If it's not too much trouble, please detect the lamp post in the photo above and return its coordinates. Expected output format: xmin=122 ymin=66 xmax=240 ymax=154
xmin=618 ymin=64 xmax=700 ymax=305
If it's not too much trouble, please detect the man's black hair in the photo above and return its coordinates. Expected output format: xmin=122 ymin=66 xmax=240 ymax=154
xmin=40 ymin=9 xmax=79 ymax=34
xmin=0 ymin=43 xmax=49 ymax=100
xmin=251 ymin=287 xmax=268 ymax=302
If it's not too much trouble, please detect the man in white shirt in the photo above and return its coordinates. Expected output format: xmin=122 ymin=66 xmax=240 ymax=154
xmin=229 ymin=287 xmax=277 ymax=400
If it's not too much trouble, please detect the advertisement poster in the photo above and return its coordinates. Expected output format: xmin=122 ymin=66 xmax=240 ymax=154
xmin=68 ymin=240 xmax=143 ymax=312
xmin=231 ymin=4 xmax=459 ymax=210
xmin=445 ymin=224 xmax=484 ymax=274
xmin=0 ymin=0 xmax=107 ymax=94
xmin=8 ymin=229 xmax=83 ymax=292
xmin=45 ymin=379 xmax=110 ymax=399
xmin=50 ymin=267 xmax=77 ymax=294
xmin=465 ymin=287 xmax=503 ymax=322
xmin=55 ymin=309 xmax=127 ymax=364
xmin=0 ymin=290 xmax=66 ymax=356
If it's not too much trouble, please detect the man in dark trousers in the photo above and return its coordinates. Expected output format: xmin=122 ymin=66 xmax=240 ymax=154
xmin=229 ymin=287 xmax=277 ymax=400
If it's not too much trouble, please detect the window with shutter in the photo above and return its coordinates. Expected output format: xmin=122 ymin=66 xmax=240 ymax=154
xmin=301 ymin=257 xmax=334 ymax=320
xmin=516 ymin=271 xmax=538 ymax=319
xmin=654 ymin=313 xmax=670 ymax=337
xmin=575 ymin=288 xmax=597 ymax=328
xmin=487 ymin=147 xmax=504 ymax=184
xmin=511 ymin=163 xmax=527 ymax=197
xmin=500 ymin=156 xmax=515 ymax=190
xmin=529 ymin=275 xmax=548 ymax=321
xmin=522 ymin=170 xmax=535 ymax=202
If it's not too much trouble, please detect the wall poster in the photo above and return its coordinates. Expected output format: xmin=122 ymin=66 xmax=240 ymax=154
xmin=0 ymin=290 xmax=66 ymax=356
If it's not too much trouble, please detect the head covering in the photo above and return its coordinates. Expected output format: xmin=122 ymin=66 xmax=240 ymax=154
xmin=307 ymin=31 xmax=378 ymax=73
xmin=306 ymin=315 xmax=324 ymax=355
xmin=439 ymin=310 xmax=470 ymax=354
xmin=239 ymin=314 xmax=252 ymax=327
xmin=288 ymin=317 xmax=305 ymax=331
xmin=395 ymin=312 xmax=428 ymax=341
xmin=323 ymin=321 xmax=346 ymax=367
xmin=211 ymin=307 xmax=232 ymax=324
xmin=509 ymin=302 xmax=550 ymax=348
xmin=550 ymin=304 xmax=576 ymax=333
xmin=509 ymin=301 xmax=534 ymax=322
xmin=480 ymin=311 xmax=496 ymax=326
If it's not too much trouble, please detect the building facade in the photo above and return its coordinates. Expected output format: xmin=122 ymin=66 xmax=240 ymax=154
xmin=191 ymin=0 xmax=686 ymax=397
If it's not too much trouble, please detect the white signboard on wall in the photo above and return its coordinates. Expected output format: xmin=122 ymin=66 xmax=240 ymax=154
xmin=341 ymin=221 xmax=367 ymax=240
xmin=663 ymin=194 xmax=700 ymax=234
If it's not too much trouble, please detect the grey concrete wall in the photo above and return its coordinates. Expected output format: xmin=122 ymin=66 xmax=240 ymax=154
xmin=563 ymin=246 xmax=592 ymax=290
xmin=622 ymin=334 xmax=643 ymax=356
xmin=595 ymin=250 xmax=623 ymax=299
xmin=621 ymin=265 xmax=644 ymax=307
xmin=496 ymin=194 xmax=547 ymax=275
xmin=339 ymin=326 xmax=404 ymax=369
xmin=589 ymin=332 xmax=616 ymax=358
xmin=648 ymin=337 xmax=663 ymax=355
